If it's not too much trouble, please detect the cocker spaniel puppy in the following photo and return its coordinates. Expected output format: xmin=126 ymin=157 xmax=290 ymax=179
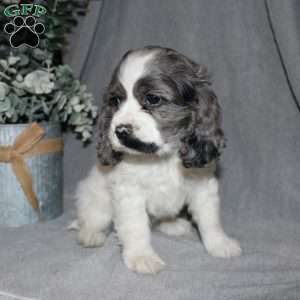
xmin=73 ymin=46 xmax=241 ymax=274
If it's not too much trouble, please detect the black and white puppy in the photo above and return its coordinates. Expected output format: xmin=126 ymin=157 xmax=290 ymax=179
xmin=73 ymin=46 xmax=241 ymax=274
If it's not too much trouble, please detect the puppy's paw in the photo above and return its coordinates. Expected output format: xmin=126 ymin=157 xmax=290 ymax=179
xmin=77 ymin=228 xmax=106 ymax=248
xmin=124 ymin=251 xmax=166 ymax=274
xmin=204 ymin=235 xmax=241 ymax=258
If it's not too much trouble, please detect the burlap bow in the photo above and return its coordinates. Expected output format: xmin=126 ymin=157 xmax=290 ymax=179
xmin=0 ymin=123 xmax=63 ymax=212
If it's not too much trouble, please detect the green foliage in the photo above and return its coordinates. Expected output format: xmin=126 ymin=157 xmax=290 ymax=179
xmin=0 ymin=1 xmax=98 ymax=143
xmin=40 ymin=0 xmax=89 ymax=54
xmin=0 ymin=54 xmax=97 ymax=142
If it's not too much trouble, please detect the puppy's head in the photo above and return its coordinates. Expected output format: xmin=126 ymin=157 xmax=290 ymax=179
xmin=97 ymin=46 xmax=225 ymax=167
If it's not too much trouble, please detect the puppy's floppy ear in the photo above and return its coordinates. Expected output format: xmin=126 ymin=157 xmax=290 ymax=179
xmin=179 ymin=65 xmax=225 ymax=168
xmin=96 ymin=93 xmax=122 ymax=166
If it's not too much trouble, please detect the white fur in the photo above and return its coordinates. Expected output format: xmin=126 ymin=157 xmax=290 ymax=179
xmin=74 ymin=51 xmax=241 ymax=274
xmin=118 ymin=51 xmax=154 ymax=94
xmin=76 ymin=165 xmax=112 ymax=247
xmin=156 ymin=218 xmax=193 ymax=237
xmin=75 ymin=155 xmax=241 ymax=274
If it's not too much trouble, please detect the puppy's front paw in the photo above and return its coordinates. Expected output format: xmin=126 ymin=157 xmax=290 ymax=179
xmin=124 ymin=251 xmax=166 ymax=274
xmin=77 ymin=228 xmax=106 ymax=248
xmin=204 ymin=235 xmax=241 ymax=258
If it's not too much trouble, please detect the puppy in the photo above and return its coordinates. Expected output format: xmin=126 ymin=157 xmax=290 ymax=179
xmin=73 ymin=46 xmax=241 ymax=274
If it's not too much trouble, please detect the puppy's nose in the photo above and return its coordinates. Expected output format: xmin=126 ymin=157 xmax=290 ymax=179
xmin=115 ymin=124 xmax=133 ymax=139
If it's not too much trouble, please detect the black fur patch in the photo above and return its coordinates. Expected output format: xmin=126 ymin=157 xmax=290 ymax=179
xmin=117 ymin=134 xmax=159 ymax=153
xmin=180 ymin=134 xmax=220 ymax=168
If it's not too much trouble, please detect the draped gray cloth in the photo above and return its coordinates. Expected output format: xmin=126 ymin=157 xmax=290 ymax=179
xmin=0 ymin=1 xmax=299 ymax=299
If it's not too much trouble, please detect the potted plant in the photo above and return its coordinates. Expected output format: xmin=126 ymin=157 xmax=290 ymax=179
xmin=0 ymin=0 xmax=97 ymax=226
xmin=0 ymin=54 xmax=97 ymax=226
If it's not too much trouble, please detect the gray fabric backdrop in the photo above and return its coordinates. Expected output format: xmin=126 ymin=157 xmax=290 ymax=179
xmin=0 ymin=1 xmax=299 ymax=299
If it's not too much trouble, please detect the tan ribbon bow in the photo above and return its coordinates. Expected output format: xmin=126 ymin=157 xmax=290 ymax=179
xmin=0 ymin=123 xmax=63 ymax=211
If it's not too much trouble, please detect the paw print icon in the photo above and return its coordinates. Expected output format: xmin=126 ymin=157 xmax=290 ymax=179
xmin=4 ymin=16 xmax=45 ymax=48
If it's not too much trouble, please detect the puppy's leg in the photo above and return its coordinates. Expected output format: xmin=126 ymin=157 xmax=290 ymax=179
xmin=188 ymin=177 xmax=241 ymax=258
xmin=156 ymin=218 xmax=193 ymax=237
xmin=76 ymin=166 xmax=112 ymax=248
xmin=113 ymin=189 xmax=165 ymax=274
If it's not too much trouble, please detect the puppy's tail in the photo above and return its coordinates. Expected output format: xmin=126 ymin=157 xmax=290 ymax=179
xmin=67 ymin=219 xmax=79 ymax=231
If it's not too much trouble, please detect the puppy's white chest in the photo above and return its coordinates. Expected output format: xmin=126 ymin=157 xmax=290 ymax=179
xmin=145 ymin=159 xmax=185 ymax=218
xmin=121 ymin=155 xmax=186 ymax=219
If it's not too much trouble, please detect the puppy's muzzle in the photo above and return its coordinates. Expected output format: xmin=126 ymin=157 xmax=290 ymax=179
xmin=114 ymin=124 xmax=158 ymax=154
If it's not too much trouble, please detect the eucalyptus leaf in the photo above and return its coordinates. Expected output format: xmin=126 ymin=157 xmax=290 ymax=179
xmin=9 ymin=94 xmax=20 ymax=106
xmin=7 ymin=68 xmax=17 ymax=74
xmin=0 ymin=72 xmax=11 ymax=81
xmin=70 ymin=96 xmax=80 ymax=105
xmin=0 ymin=82 xmax=10 ymax=100
xmin=33 ymin=49 xmax=47 ymax=61
xmin=69 ymin=112 xmax=82 ymax=125
xmin=0 ymin=98 xmax=11 ymax=112
xmin=82 ymin=131 xmax=91 ymax=141
xmin=16 ymin=74 xmax=23 ymax=82
xmin=8 ymin=56 xmax=20 ymax=66
xmin=17 ymin=54 xmax=30 ymax=67
xmin=58 ymin=95 xmax=67 ymax=110
xmin=0 ymin=60 xmax=8 ymax=70
xmin=74 ymin=104 xmax=85 ymax=112
xmin=5 ymin=109 xmax=13 ymax=118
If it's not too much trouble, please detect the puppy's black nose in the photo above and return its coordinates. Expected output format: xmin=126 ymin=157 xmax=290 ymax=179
xmin=115 ymin=124 xmax=133 ymax=139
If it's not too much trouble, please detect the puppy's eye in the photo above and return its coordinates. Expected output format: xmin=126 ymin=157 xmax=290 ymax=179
xmin=145 ymin=94 xmax=162 ymax=106
xmin=110 ymin=96 xmax=121 ymax=106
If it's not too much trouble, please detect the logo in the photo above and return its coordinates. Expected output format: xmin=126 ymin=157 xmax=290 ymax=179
xmin=3 ymin=4 xmax=47 ymax=48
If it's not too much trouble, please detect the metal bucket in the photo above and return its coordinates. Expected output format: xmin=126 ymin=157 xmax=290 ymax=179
xmin=0 ymin=122 xmax=63 ymax=227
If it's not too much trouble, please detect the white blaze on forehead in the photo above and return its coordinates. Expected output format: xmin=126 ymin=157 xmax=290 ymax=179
xmin=118 ymin=52 xmax=155 ymax=97
xmin=110 ymin=50 xmax=171 ymax=155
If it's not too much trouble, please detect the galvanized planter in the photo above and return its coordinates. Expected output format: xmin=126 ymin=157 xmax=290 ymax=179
xmin=0 ymin=122 xmax=63 ymax=227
